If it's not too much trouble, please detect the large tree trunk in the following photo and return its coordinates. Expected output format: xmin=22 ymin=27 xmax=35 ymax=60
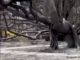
xmin=0 ymin=25 xmax=2 ymax=38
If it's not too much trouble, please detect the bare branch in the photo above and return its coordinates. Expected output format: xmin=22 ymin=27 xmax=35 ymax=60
xmin=31 ymin=9 xmax=52 ymax=25
xmin=6 ymin=7 xmax=26 ymax=18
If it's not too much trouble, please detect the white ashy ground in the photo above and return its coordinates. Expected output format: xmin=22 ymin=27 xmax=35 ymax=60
xmin=0 ymin=37 xmax=80 ymax=60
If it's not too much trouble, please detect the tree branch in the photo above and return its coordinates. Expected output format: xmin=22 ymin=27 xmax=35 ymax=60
xmin=9 ymin=3 xmax=29 ymax=18
xmin=6 ymin=7 xmax=26 ymax=18
xmin=30 ymin=9 xmax=52 ymax=25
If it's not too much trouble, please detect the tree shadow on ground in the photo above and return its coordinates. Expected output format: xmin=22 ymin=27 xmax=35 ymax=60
xmin=39 ymin=47 xmax=79 ymax=53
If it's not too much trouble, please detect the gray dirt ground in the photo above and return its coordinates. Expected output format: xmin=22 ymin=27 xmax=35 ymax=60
xmin=0 ymin=37 xmax=80 ymax=60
